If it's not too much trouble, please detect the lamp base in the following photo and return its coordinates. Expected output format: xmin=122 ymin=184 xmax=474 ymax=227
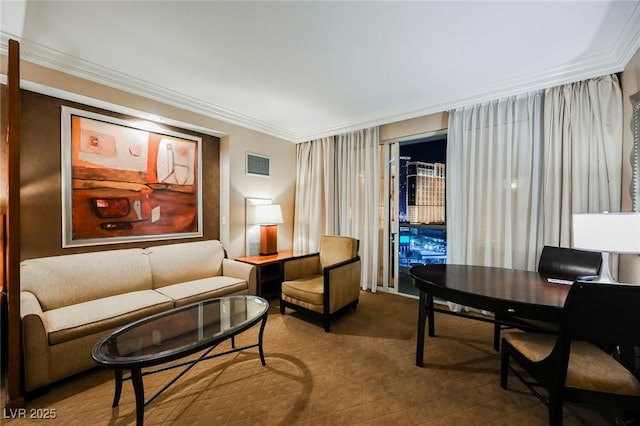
xmin=259 ymin=224 xmax=278 ymax=256
xmin=592 ymin=252 xmax=618 ymax=284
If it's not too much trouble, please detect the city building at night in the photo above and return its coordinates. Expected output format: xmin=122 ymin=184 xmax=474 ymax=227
xmin=406 ymin=161 xmax=446 ymax=224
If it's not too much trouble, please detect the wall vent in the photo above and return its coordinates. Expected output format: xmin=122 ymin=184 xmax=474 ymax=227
xmin=246 ymin=153 xmax=271 ymax=177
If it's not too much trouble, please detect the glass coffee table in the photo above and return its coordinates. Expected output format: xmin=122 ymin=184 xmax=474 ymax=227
xmin=92 ymin=295 xmax=269 ymax=426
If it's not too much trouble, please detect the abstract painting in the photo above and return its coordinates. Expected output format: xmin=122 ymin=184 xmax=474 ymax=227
xmin=61 ymin=106 xmax=202 ymax=247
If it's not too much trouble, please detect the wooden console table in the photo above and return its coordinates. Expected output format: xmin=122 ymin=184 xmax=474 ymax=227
xmin=236 ymin=250 xmax=309 ymax=299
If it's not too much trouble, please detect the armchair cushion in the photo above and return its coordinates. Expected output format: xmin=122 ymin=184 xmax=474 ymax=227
xmin=319 ymin=236 xmax=358 ymax=268
xmin=284 ymin=255 xmax=321 ymax=281
xmin=282 ymin=275 xmax=324 ymax=308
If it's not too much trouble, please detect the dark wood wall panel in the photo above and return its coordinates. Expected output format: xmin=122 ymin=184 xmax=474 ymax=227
xmin=20 ymin=90 xmax=220 ymax=260
xmin=4 ymin=38 xmax=24 ymax=408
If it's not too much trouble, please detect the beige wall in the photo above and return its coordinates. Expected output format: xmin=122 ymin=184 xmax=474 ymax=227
xmin=3 ymin=58 xmax=296 ymax=260
xmin=619 ymin=47 xmax=640 ymax=283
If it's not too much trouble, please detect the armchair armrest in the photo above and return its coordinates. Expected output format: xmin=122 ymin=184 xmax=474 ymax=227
xmin=21 ymin=291 xmax=52 ymax=390
xmin=323 ymin=255 xmax=361 ymax=272
xmin=222 ymin=259 xmax=257 ymax=295
xmin=283 ymin=253 xmax=321 ymax=281
xmin=324 ymin=256 xmax=362 ymax=313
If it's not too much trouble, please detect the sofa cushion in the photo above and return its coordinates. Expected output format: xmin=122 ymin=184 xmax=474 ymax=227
xmin=45 ymin=290 xmax=174 ymax=345
xmin=145 ymin=240 xmax=225 ymax=288
xmin=21 ymin=248 xmax=152 ymax=311
xmin=154 ymin=276 xmax=248 ymax=307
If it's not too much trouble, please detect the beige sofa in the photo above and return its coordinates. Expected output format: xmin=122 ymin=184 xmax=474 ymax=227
xmin=20 ymin=239 xmax=256 ymax=392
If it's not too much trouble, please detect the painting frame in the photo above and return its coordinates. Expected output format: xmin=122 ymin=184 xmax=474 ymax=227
xmin=61 ymin=106 xmax=203 ymax=247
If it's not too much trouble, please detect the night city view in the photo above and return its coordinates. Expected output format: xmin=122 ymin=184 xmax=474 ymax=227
xmin=398 ymin=138 xmax=447 ymax=269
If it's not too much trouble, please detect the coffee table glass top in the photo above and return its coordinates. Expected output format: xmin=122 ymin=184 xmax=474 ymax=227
xmin=93 ymin=296 xmax=269 ymax=366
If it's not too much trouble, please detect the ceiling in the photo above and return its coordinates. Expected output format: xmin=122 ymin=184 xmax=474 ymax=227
xmin=2 ymin=1 xmax=640 ymax=142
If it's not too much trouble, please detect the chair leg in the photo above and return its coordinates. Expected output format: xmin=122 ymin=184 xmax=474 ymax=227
xmin=548 ymin=396 xmax=563 ymax=426
xmin=324 ymin=312 xmax=330 ymax=332
xmin=279 ymin=299 xmax=285 ymax=315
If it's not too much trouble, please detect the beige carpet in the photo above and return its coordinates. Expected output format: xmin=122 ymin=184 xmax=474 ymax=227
xmin=1 ymin=291 xmax=620 ymax=425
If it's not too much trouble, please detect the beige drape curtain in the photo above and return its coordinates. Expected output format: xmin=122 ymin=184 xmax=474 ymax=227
xmin=293 ymin=127 xmax=380 ymax=291
xmin=543 ymin=74 xmax=623 ymax=247
xmin=292 ymin=137 xmax=334 ymax=253
xmin=447 ymin=74 xmax=623 ymax=271
xmin=447 ymin=92 xmax=544 ymax=270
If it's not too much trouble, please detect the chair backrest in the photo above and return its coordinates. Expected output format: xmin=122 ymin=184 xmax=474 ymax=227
xmin=563 ymin=281 xmax=640 ymax=347
xmin=319 ymin=235 xmax=359 ymax=268
xmin=538 ymin=245 xmax=601 ymax=280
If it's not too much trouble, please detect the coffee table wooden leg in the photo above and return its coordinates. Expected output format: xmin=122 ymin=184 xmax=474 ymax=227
xmin=131 ymin=368 xmax=145 ymax=426
xmin=112 ymin=368 xmax=123 ymax=407
xmin=258 ymin=315 xmax=268 ymax=366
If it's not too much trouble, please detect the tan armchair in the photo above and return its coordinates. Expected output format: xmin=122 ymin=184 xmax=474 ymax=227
xmin=280 ymin=235 xmax=361 ymax=332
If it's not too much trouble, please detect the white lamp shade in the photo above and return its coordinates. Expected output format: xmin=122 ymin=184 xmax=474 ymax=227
xmin=572 ymin=212 xmax=640 ymax=254
xmin=252 ymin=204 xmax=283 ymax=225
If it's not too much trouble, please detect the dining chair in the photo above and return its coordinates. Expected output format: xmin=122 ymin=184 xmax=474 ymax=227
xmin=537 ymin=245 xmax=602 ymax=281
xmin=280 ymin=235 xmax=361 ymax=332
xmin=500 ymin=280 xmax=640 ymax=426
xmin=492 ymin=245 xmax=602 ymax=350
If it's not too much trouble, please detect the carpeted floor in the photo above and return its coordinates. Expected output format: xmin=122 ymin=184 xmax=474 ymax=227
xmin=1 ymin=291 xmax=621 ymax=425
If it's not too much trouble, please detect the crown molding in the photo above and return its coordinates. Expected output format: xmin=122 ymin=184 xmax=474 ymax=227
xmin=295 ymin=47 xmax=635 ymax=142
xmin=0 ymin=34 xmax=298 ymax=142
xmin=0 ymin=76 xmax=231 ymax=141
xmin=611 ymin=1 xmax=640 ymax=70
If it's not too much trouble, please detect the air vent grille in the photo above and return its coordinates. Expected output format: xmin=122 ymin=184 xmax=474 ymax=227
xmin=246 ymin=153 xmax=271 ymax=177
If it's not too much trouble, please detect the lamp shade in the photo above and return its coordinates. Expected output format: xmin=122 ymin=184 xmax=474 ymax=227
xmin=572 ymin=212 xmax=640 ymax=254
xmin=252 ymin=204 xmax=283 ymax=225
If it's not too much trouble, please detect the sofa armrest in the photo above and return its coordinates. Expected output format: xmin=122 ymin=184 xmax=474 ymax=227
xmin=222 ymin=259 xmax=257 ymax=295
xmin=21 ymin=291 xmax=46 ymax=329
xmin=20 ymin=291 xmax=52 ymax=391
xmin=283 ymin=253 xmax=320 ymax=281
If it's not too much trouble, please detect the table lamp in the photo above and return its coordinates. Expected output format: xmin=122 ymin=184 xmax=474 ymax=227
xmin=572 ymin=212 xmax=640 ymax=283
xmin=253 ymin=204 xmax=283 ymax=255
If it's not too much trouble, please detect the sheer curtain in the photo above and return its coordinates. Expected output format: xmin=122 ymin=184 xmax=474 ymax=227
xmin=543 ymin=74 xmax=623 ymax=247
xmin=447 ymin=91 xmax=544 ymax=270
xmin=293 ymin=127 xmax=380 ymax=291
